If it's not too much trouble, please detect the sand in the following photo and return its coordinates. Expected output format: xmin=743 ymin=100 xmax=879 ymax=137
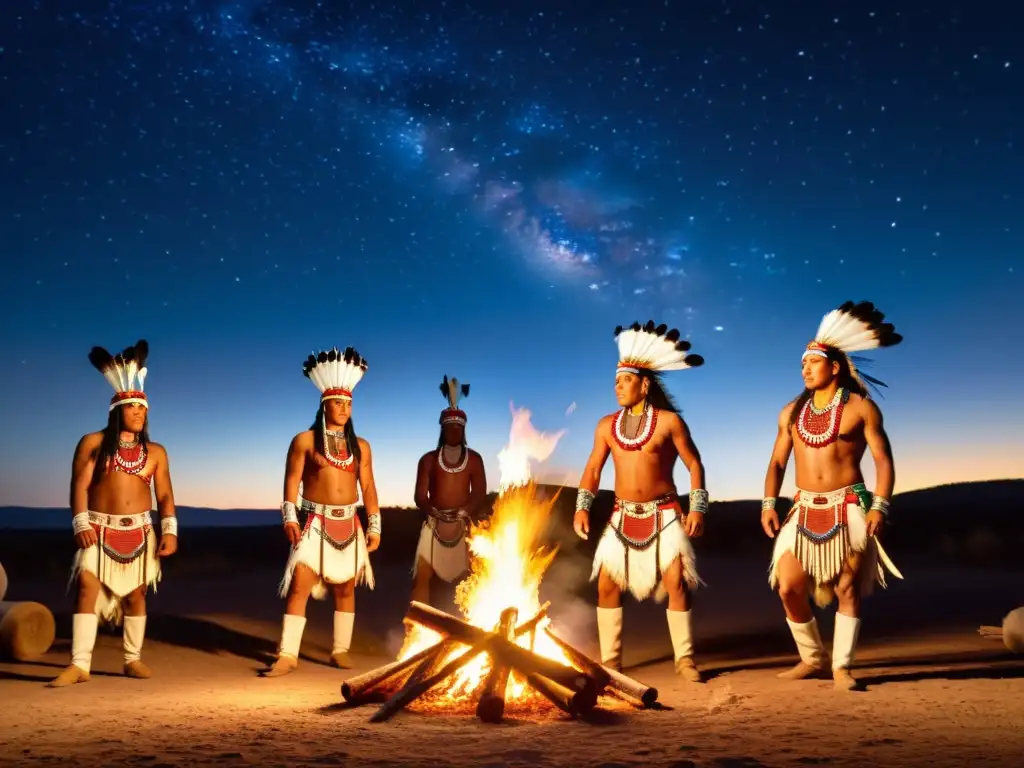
xmin=1 ymin=557 xmax=1023 ymax=767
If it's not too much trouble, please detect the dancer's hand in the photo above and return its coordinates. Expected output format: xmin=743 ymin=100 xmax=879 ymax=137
xmin=573 ymin=510 xmax=590 ymax=540
xmin=74 ymin=529 xmax=98 ymax=550
xmin=684 ymin=510 xmax=705 ymax=538
xmin=157 ymin=534 xmax=178 ymax=557
xmin=284 ymin=522 xmax=301 ymax=546
xmin=865 ymin=510 xmax=884 ymax=538
xmin=760 ymin=508 xmax=780 ymax=538
xmin=366 ymin=533 xmax=381 ymax=553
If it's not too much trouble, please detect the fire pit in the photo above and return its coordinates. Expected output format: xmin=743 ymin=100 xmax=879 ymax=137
xmin=340 ymin=410 xmax=659 ymax=723
xmin=341 ymin=600 xmax=658 ymax=722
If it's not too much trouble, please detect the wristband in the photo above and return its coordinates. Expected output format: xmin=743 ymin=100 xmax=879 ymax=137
xmin=367 ymin=513 xmax=382 ymax=537
xmin=575 ymin=488 xmax=596 ymax=513
xmin=689 ymin=488 xmax=709 ymax=515
xmin=761 ymin=497 xmax=777 ymax=512
xmin=869 ymin=495 xmax=891 ymax=517
xmin=72 ymin=512 xmax=91 ymax=535
xmin=160 ymin=516 xmax=178 ymax=537
xmin=281 ymin=501 xmax=299 ymax=525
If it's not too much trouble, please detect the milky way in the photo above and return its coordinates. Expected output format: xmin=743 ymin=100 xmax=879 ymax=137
xmin=2 ymin=0 xmax=1019 ymax=332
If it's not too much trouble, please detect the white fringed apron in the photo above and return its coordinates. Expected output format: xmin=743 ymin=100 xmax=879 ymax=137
xmin=279 ymin=497 xmax=374 ymax=600
xmin=769 ymin=484 xmax=903 ymax=605
xmin=411 ymin=509 xmax=468 ymax=584
xmin=69 ymin=510 xmax=161 ymax=625
xmin=590 ymin=494 xmax=702 ymax=601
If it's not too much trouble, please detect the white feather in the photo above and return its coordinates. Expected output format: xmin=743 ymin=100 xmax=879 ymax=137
xmin=100 ymin=365 xmax=123 ymax=393
xmin=137 ymin=367 xmax=147 ymax=392
xmin=616 ymin=325 xmax=697 ymax=372
xmin=125 ymin=358 xmax=139 ymax=391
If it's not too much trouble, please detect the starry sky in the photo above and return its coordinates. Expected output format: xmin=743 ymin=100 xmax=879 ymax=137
xmin=1 ymin=0 xmax=1021 ymax=512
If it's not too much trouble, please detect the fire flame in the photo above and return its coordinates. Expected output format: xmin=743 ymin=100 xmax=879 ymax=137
xmin=398 ymin=403 xmax=569 ymax=707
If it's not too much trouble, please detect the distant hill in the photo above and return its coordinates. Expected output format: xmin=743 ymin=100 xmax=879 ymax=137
xmin=2 ymin=479 xmax=1021 ymax=580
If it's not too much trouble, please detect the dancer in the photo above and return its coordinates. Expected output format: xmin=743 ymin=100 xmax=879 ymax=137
xmin=49 ymin=340 xmax=179 ymax=687
xmin=761 ymin=301 xmax=904 ymax=690
xmin=262 ymin=347 xmax=381 ymax=677
xmin=410 ymin=376 xmax=487 ymax=606
xmin=574 ymin=321 xmax=709 ymax=682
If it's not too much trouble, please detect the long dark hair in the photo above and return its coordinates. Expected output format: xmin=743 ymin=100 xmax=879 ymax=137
xmin=788 ymin=349 xmax=867 ymax=427
xmin=311 ymin=404 xmax=361 ymax=468
xmin=642 ymin=371 xmax=681 ymax=414
xmin=93 ymin=406 xmax=150 ymax=484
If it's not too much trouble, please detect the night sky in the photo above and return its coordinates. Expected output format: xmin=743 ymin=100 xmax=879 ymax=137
xmin=1 ymin=0 xmax=1021 ymax=511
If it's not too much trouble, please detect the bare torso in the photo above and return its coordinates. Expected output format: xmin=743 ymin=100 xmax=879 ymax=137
xmin=787 ymin=393 xmax=870 ymax=492
xmin=80 ymin=432 xmax=158 ymax=515
xmin=601 ymin=412 xmax=680 ymax=502
xmin=423 ymin=448 xmax=479 ymax=510
xmin=297 ymin=431 xmax=363 ymax=506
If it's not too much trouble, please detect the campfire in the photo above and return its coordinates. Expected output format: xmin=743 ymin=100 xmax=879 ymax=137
xmin=340 ymin=406 xmax=659 ymax=723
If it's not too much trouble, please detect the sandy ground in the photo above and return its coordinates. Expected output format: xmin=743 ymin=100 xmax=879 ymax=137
xmin=1 ymin=557 xmax=1023 ymax=767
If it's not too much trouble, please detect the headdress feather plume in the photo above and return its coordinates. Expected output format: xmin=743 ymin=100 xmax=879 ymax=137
xmin=803 ymin=300 xmax=902 ymax=394
xmin=88 ymin=339 xmax=150 ymax=411
xmin=303 ymin=346 xmax=368 ymax=401
xmin=439 ymin=375 xmax=470 ymax=425
xmin=614 ymin=320 xmax=704 ymax=373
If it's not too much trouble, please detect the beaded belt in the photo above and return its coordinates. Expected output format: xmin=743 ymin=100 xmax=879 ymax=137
xmin=427 ymin=507 xmax=462 ymax=524
xmin=88 ymin=510 xmax=153 ymax=530
xmin=613 ymin=494 xmax=679 ymax=550
xmin=300 ymin=499 xmax=360 ymax=550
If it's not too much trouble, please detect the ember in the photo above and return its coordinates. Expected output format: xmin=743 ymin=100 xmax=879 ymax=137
xmin=340 ymin=406 xmax=659 ymax=722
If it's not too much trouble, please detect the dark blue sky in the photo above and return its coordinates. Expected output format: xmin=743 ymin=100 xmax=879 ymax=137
xmin=1 ymin=0 xmax=1021 ymax=509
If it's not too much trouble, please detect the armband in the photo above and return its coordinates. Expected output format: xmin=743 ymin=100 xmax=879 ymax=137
xmin=575 ymin=488 xmax=596 ymax=513
xmin=689 ymin=488 xmax=709 ymax=515
xmin=160 ymin=517 xmax=178 ymax=537
xmin=281 ymin=501 xmax=299 ymax=525
xmin=367 ymin=513 xmax=382 ymax=537
xmin=761 ymin=497 xmax=777 ymax=512
xmin=869 ymin=495 xmax=891 ymax=517
xmin=72 ymin=512 xmax=91 ymax=535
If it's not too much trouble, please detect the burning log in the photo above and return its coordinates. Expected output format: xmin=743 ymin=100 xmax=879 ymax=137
xmin=370 ymin=637 xmax=492 ymax=723
xmin=405 ymin=601 xmax=609 ymax=699
xmin=524 ymin=672 xmax=584 ymax=716
xmin=476 ymin=607 xmax=519 ymax=723
xmin=544 ymin=627 xmax=659 ymax=708
xmin=341 ymin=601 xmax=551 ymax=703
xmin=342 ymin=639 xmax=447 ymax=703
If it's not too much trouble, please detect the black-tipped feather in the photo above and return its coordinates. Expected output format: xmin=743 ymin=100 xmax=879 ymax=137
xmin=88 ymin=346 xmax=115 ymax=372
xmin=461 ymin=383 xmax=470 ymax=398
xmin=133 ymin=340 xmax=149 ymax=368
xmin=684 ymin=354 xmax=705 ymax=368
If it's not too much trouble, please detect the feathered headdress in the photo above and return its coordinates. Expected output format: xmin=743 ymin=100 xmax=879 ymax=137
xmin=614 ymin=321 xmax=705 ymax=375
xmin=439 ymin=375 xmax=470 ymax=426
xmin=802 ymin=301 xmax=903 ymax=393
xmin=302 ymin=346 xmax=368 ymax=401
xmin=88 ymin=340 xmax=150 ymax=412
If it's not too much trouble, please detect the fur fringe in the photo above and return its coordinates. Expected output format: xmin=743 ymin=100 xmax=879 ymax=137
xmin=278 ymin=518 xmax=374 ymax=600
xmin=769 ymin=494 xmax=903 ymax=605
xmin=68 ymin=527 xmax=161 ymax=626
xmin=591 ymin=513 xmax=702 ymax=602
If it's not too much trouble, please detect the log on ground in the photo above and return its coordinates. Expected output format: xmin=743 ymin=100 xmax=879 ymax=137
xmin=0 ymin=601 xmax=56 ymax=661
xmin=544 ymin=626 xmax=658 ymax=708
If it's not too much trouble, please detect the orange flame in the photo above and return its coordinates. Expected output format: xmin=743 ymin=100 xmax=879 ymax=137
xmin=397 ymin=404 xmax=569 ymax=707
